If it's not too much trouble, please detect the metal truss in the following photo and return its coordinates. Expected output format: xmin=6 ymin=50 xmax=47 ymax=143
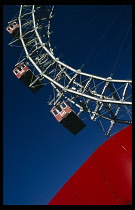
xmin=8 ymin=5 xmax=132 ymax=137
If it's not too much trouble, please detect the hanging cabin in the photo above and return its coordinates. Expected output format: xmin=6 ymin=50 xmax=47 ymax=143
xmin=6 ymin=21 xmax=29 ymax=45
xmin=6 ymin=21 xmax=19 ymax=35
xmin=13 ymin=63 xmax=44 ymax=93
xmin=51 ymin=101 xmax=86 ymax=135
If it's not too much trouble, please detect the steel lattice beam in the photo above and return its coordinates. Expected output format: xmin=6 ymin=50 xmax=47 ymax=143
xmin=7 ymin=5 xmax=132 ymax=137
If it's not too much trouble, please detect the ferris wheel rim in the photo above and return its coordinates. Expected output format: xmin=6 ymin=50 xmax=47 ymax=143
xmin=7 ymin=5 xmax=132 ymax=137
xmin=18 ymin=5 xmax=132 ymax=84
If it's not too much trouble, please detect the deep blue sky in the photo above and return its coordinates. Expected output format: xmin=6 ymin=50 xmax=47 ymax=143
xmin=3 ymin=5 xmax=132 ymax=205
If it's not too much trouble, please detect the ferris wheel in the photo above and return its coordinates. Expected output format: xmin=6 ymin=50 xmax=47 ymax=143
xmin=6 ymin=5 xmax=132 ymax=137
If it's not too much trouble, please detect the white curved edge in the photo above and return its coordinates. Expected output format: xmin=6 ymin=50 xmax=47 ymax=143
xmin=18 ymin=5 xmax=132 ymax=106
xmin=31 ymin=6 xmax=132 ymax=84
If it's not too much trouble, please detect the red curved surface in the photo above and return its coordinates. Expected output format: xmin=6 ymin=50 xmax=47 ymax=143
xmin=48 ymin=125 xmax=132 ymax=205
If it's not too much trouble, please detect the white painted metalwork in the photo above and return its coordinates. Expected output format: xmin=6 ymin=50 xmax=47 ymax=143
xmin=7 ymin=5 xmax=132 ymax=137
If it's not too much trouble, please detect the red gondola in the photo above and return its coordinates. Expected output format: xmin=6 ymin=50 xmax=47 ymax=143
xmin=13 ymin=63 xmax=44 ymax=93
xmin=51 ymin=101 xmax=86 ymax=135
xmin=6 ymin=21 xmax=19 ymax=34
xmin=6 ymin=21 xmax=29 ymax=45
xmin=13 ymin=63 xmax=29 ymax=79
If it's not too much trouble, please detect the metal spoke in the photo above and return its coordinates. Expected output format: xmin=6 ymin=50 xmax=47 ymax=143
xmin=7 ymin=5 xmax=132 ymax=137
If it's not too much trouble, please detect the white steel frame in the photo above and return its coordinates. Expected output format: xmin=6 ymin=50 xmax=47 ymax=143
xmin=7 ymin=5 xmax=132 ymax=137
